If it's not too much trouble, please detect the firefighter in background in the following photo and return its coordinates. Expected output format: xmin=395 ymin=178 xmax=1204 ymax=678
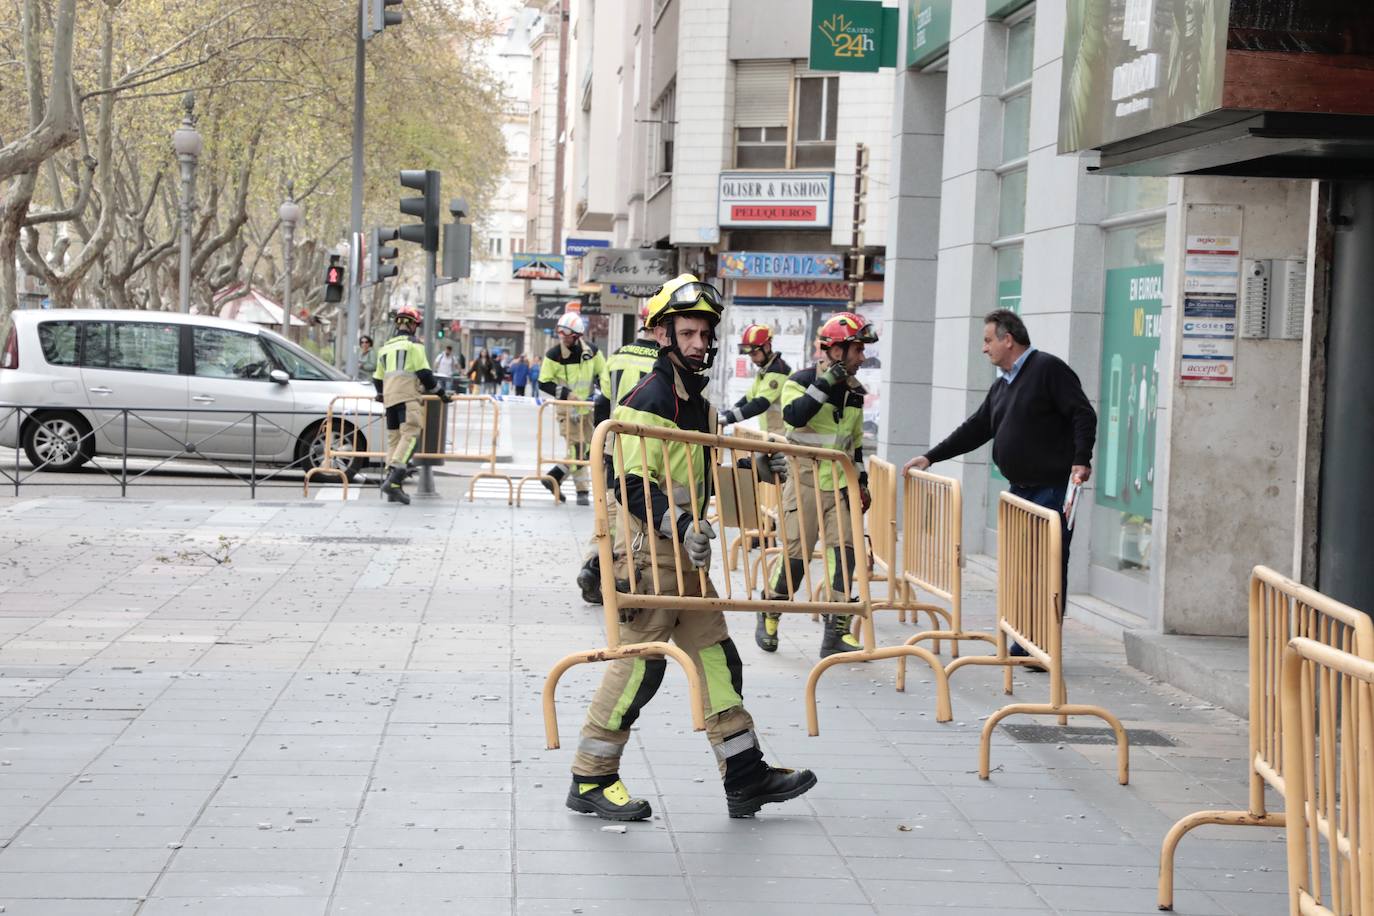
xmin=566 ymin=273 xmax=817 ymax=821
xmin=757 ymin=312 xmax=876 ymax=656
xmin=372 ymin=306 xmax=449 ymax=505
xmin=537 ymin=310 xmax=607 ymax=505
xmin=576 ymin=301 xmax=660 ymax=604
xmin=716 ymin=324 xmax=792 ymax=434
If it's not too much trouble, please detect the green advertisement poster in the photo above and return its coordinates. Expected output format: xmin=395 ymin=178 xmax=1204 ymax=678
xmin=1095 ymin=264 xmax=1163 ymax=518
xmin=906 ymin=0 xmax=951 ymax=69
xmin=811 ymin=0 xmax=894 ymax=72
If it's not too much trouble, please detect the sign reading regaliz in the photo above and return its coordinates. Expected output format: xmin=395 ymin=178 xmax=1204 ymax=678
xmin=810 ymin=0 xmax=897 ymax=72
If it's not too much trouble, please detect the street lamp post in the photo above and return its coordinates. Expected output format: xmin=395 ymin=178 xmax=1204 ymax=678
xmin=279 ymin=184 xmax=302 ymax=340
xmin=171 ymin=93 xmax=202 ymax=314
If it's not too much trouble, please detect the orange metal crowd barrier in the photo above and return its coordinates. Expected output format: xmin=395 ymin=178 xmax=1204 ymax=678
xmin=1281 ymin=637 xmax=1374 ymax=916
xmin=944 ymin=492 xmax=1130 ymax=784
xmin=1158 ymin=567 xmax=1374 ymax=910
xmin=541 ymin=420 xmax=953 ymax=752
xmin=515 ymin=398 xmax=595 ymax=506
xmin=302 ymin=394 xmax=512 ymax=502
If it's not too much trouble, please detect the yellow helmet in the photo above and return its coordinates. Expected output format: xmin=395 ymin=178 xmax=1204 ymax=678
xmin=644 ymin=273 xmax=724 ymax=329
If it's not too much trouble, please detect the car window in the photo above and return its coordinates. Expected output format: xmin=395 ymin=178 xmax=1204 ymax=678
xmin=83 ymin=322 xmax=181 ymax=374
xmin=264 ymin=339 xmax=342 ymax=381
xmin=192 ymin=327 xmax=275 ymax=380
xmin=37 ymin=321 xmax=79 ymax=366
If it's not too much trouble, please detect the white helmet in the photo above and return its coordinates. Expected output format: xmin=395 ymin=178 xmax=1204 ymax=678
xmin=556 ymin=311 xmax=587 ymax=336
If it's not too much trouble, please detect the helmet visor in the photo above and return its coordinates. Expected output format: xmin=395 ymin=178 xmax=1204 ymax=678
xmin=854 ymin=324 xmax=879 ymax=345
xmin=662 ymin=281 xmax=724 ymax=316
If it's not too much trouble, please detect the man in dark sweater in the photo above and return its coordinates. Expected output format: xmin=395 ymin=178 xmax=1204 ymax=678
xmin=905 ymin=310 xmax=1095 ymax=647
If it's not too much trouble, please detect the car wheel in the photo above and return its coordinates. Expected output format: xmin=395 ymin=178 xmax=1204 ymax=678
xmin=300 ymin=419 xmax=363 ymax=482
xmin=22 ymin=412 xmax=93 ymax=472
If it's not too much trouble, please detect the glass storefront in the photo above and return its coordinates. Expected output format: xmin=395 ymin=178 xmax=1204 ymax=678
xmin=986 ymin=246 xmax=1023 ymax=532
xmin=1091 ymin=184 xmax=1166 ymax=578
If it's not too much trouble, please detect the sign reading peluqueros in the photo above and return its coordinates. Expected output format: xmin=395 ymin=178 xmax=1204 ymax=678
xmin=718 ymin=171 xmax=834 ymax=229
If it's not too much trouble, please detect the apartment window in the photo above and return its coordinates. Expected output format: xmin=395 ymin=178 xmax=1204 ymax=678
xmin=996 ymin=16 xmax=1033 ymax=239
xmin=654 ymin=82 xmax=676 ymax=176
xmin=489 ymin=237 xmax=504 ymax=256
xmin=734 ymin=61 xmax=789 ymax=168
xmin=512 ymin=237 xmax=525 ymax=254
xmin=794 ymin=75 xmax=839 ymax=168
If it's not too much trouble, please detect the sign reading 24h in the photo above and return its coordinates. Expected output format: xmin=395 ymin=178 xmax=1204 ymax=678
xmin=810 ymin=0 xmax=897 ymax=73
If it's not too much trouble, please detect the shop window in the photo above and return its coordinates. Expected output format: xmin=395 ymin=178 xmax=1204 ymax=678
xmin=1091 ymin=221 xmax=1165 ymax=578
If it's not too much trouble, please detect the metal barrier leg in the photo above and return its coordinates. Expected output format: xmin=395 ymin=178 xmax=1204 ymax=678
xmin=1156 ymin=808 xmax=1283 ymax=910
xmin=894 ymin=627 xmax=999 ymax=692
xmin=977 ymin=701 xmax=1130 ymax=785
xmin=542 ymin=640 xmax=704 ymax=750
xmin=469 ymin=472 xmax=514 ymax=505
xmin=804 ymin=642 xmax=953 ymax=735
xmin=302 ymin=467 xmax=347 ymax=498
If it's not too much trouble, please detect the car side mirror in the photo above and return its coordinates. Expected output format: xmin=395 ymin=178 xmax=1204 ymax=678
xmin=269 ymin=369 xmax=290 ymax=385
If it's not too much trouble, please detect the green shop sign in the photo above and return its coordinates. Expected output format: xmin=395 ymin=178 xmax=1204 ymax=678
xmin=1096 ymin=264 xmax=1163 ymax=519
xmin=906 ymin=0 xmax=950 ymax=69
xmin=810 ymin=0 xmax=898 ymax=72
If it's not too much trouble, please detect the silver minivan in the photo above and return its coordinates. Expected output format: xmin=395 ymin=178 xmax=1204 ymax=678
xmin=0 ymin=310 xmax=378 ymax=477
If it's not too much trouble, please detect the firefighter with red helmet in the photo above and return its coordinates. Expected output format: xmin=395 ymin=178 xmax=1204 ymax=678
xmin=758 ymin=311 xmax=876 ymax=656
xmin=717 ymin=324 xmax=792 ymax=435
xmin=372 ymin=306 xmax=449 ymax=505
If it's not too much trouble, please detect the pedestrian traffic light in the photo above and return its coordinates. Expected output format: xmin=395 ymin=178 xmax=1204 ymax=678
xmin=436 ymin=326 xmax=446 ymax=340
xmin=398 ymin=169 xmax=441 ymax=253
xmin=323 ymin=255 xmax=345 ymax=303
xmin=370 ymin=227 xmax=400 ymax=283
xmin=363 ymin=0 xmax=402 ymax=40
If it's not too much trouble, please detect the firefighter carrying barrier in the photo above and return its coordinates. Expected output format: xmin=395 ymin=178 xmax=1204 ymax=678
xmin=302 ymin=394 xmax=513 ymax=502
xmin=944 ymin=491 xmax=1130 ymax=785
xmin=515 ymin=398 xmax=595 ymax=506
xmin=1157 ymin=567 xmax=1374 ymax=911
xmin=1280 ymin=637 xmax=1374 ymax=916
xmin=870 ymin=464 xmax=999 ymax=676
xmin=540 ymin=420 xmax=953 ymax=751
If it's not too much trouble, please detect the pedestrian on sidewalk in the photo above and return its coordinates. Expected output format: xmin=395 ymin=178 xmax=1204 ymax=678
xmin=510 ymin=354 xmax=530 ymax=397
xmin=356 ymin=336 xmax=376 ymax=382
xmin=372 ymin=307 xmax=451 ymax=505
xmin=755 ymin=312 xmax=874 ymax=658
xmin=904 ymin=309 xmax=1095 ymax=659
xmin=528 ymin=354 xmax=542 ymax=401
xmin=566 ymin=273 xmax=817 ymax=822
xmin=434 ymin=345 xmax=457 ymax=394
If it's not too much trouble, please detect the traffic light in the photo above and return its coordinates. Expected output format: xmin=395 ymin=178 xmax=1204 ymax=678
xmin=398 ymin=169 xmax=441 ymax=253
xmin=442 ymin=198 xmax=471 ymax=280
xmin=370 ymin=227 xmax=400 ymax=283
xmin=435 ymin=326 xmax=446 ymax=340
xmin=363 ymin=0 xmax=402 ymax=40
xmin=323 ymin=255 xmax=345 ymax=303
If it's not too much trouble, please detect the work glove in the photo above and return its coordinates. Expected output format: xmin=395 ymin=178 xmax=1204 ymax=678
xmin=859 ymin=484 xmax=872 ymax=513
xmin=682 ymin=519 xmax=717 ymax=569
xmin=556 ymin=385 xmax=573 ymax=401
xmin=718 ymin=412 xmax=734 ymax=429
xmin=436 ymin=389 xmax=454 ymax=403
xmin=767 ymin=453 xmax=789 ymax=481
xmin=374 ymin=394 xmax=384 ymax=404
xmin=818 ymin=362 xmax=849 ymax=390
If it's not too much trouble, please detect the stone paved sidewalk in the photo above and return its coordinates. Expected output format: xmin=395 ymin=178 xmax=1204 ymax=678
xmin=0 ymin=492 xmax=1285 ymax=915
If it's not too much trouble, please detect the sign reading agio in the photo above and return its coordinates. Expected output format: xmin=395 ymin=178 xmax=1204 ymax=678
xmin=718 ymin=172 xmax=834 ymax=228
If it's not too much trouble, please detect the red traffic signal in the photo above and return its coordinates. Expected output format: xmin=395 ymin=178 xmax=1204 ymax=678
xmin=323 ymin=255 xmax=346 ymax=303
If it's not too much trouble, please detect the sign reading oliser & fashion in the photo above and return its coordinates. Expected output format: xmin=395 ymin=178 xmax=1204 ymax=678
xmin=718 ymin=172 xmax=835 ymax=228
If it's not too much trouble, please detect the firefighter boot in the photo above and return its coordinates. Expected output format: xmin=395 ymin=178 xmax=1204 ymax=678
xmin=541 ymin=466 xmax=567 ymax=502
xmin=726 ymin=766 xmax=818 ymax=818
xmin=566 ymin=775 xmax=652 ymax=821
xmin=382 ymin=466 xmax=411 ymax=505
xmin=576 ymin=490 xmax=591 ymax=506
xmin=819 ymin=613 xmax=864 ymax=658
xmin=577 ymin=557 xmax=603 ymax=605
xmin=754 ymin=600 xmax=782 ymax=653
